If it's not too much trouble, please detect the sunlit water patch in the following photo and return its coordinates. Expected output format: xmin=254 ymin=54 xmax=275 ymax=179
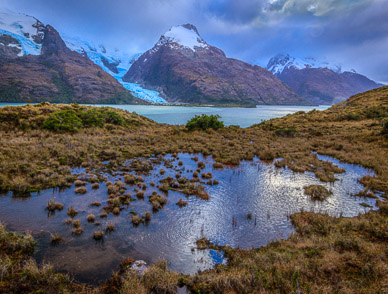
xmin=0 ymin=153 xmax=377 ymax=284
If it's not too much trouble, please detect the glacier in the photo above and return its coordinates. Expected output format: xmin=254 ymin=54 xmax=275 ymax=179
xmin=63 ymin=36 xmax=166 ymax=104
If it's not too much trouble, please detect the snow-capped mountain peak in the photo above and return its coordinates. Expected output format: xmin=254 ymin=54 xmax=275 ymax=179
xmin=156 ymin=24 xmax=208 ymax=51
xmin=267 ymin=53 xmax=342 ymax=75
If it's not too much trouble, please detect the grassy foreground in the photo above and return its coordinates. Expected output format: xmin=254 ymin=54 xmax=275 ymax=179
xmin=0 ymin=86 xmax=387 ymax=293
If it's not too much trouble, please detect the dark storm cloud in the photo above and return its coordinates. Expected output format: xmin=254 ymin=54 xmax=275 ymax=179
xmin=1 ymin=0 xmax=387 ymax=82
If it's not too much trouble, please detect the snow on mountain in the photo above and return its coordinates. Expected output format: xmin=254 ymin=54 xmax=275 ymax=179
xmin=0 ymin=9 xmax=44 ymax=56
xmin=64 ymin=36 xmax=137 ymax=75
xmin=267 ymin=53 xmax=342 ymax=76
xmin=0 ymin=8 xmax=165 ymax=104
xmin=57 ymin=36 xmax=167 ymax=103
xmin=154 ymin=24 xmax=208 ymax=52
xmin=60 ymin=37 xmax=166 ymax=103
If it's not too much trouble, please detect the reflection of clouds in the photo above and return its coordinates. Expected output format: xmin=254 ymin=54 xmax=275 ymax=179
xmin=0 ymin=152 xmax=377 ymax=282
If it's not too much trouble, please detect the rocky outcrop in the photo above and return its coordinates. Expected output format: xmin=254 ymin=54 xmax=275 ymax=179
xmin=101 ymin=57 xmax=119 ymax=74
xmin=0 ymin=35 xmax=22 ymax=58
xmin=123 ymin=24 xmax=307 ymax=106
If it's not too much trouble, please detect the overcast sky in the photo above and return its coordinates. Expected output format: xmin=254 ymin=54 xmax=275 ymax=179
xmin=1 ymin=0 xmax=387 ymax=83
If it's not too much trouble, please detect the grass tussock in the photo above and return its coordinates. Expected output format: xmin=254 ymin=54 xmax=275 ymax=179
xmin=45 ymin=199 xmax=64 ymax=212
xmin=50 ymin=233 xmax=63 ymax=245
xmin=75 ymin=186 xmax=87 ymax=194
xmin=131 ymin=215 xmax=142 ymax=226
xmin=304 ymin=185 xmax=332 ymax=201
xmin=67 ymin=206 xmax=78 ymax=218
xmin=93 ymin=231 xmax=103 ymax=241
xmin=87 ymin=214 xmax=95 ymax=223
xmin=176 ymin=198 xmax=188 ymax=207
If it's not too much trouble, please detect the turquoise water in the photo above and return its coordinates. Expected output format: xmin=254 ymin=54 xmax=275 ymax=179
xmin=0 ymin=103 xmax=330 ymax=127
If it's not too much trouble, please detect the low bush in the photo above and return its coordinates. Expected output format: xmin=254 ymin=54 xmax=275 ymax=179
xmin=274 ymin=128 xmax=298 ymax=137
xmin=186 ymin=114 xmax=224 ymax=131
xmin=43 ymin=109 xmax=83 ymax=133
xmin=42 ymin=107 xmax=127 ymax=133
xmin=345 ymin=112 xmax=360 ymax=121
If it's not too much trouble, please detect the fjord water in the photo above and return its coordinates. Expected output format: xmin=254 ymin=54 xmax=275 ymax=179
xmin=0 ymin=153 xmax=377 ymax=284
xmin=0 ymin=103 xmax=329 ymax=127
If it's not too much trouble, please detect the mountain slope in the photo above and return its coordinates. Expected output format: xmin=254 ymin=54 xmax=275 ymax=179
xmin=64 ymin=38 xmax=167 ymax=103
xmin=267 ymin=54 xmax=383 ymax=105
xmin=0 ymin=10 xmax=144 ymax=104
xmin=124 ymin=24 xmax=308 ymax=106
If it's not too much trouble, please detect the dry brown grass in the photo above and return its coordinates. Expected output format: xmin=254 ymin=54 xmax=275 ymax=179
xmin=189 ymin=207 xmax=388 ymax=293
xmin=0 ymin=87 xmax=387 ymax=293
xmin=304 ymin=185 xmax=332 ymax=201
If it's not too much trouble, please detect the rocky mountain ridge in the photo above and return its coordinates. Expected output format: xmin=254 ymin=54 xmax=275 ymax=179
xmin=267 ymin=53 xmax=383 ymax=104
xmin=124 ymin=24 xmax=308 ymax=106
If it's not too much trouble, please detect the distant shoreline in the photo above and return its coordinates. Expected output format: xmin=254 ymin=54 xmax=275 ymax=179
xmin=0 ymin=102 xmax=326 ymax=108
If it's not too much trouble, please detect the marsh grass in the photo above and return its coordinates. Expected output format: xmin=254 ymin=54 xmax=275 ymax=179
xmin=0 ymin=88 xmax=387 ymax=293
xmin=131 ymin=215 xmax=141 ymax=226
xmin=45 ymin=199 xmax=63 ymax=212
xmin=176 ymin=198 xmax=188 ymax=207
xmin=144 ymin=211 xmax=151 ymax=222
xmin=75 ymin=186 xmax=87 ymax=194
xmin=93 ymin=231 xmax=103 ymax=241
xmin=71 ymin=227 xmax=83 ymax=235
xmin=67 ymin=206 xmax=78 ymax=218
xmin=189 ymin=208 xmax=388 ymax=293
xmin=304 ymin=185 xmax=332 ymax=201
xmin=87 ymin=214 xmax=95 ymax=223
xmin=50 ymin=233 xmax=63 ymax=245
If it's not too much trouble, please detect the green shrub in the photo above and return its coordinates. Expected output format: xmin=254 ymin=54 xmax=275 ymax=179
xmin=345 ymin=113 xmax=360 ymax=121
xmin=42 ymin=108 xmax=126 ymax=132
xmin=100 ymin=109 xmax=125 ymax=125
xmin=43 ymin=109 xmax=83 ymax=133
xmin=186 ymin=114 xmax=224 ymax=131
xmin=382 ymin=120 xmax=388 ymax=137
xmin=274 ymin=128 xmax=298 ymax=137
xmin=80 ymin=108 xmax=105 ymax=127
xmin=365 ymin=106 xmax=387 ymax=119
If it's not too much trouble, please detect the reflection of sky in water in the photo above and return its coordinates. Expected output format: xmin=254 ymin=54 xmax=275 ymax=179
xmin=209 ymin=249 xmax=225 ymax=265
xmin=0 ymin=153 xmax=377 ymax=284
